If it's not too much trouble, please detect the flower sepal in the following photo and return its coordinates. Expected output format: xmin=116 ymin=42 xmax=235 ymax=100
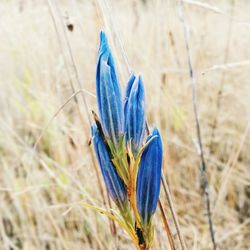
xmin=107 ymin=135 xmax=130 ymax=187
xmin=136 ymin=216 xmax=154 ymax=250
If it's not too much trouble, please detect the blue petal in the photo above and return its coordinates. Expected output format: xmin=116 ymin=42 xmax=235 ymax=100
xmin=136 ymin=128 xmax=163 ymax=223
xmin=124 ymin=75 xmax=146 ymax=154
xmin=124 ymin=73 xmax=136 ymax=102
xmin=91 ymin=124 xmax=127 ymax=207
xmin=96 ymin=31 xmax=123 ymax=146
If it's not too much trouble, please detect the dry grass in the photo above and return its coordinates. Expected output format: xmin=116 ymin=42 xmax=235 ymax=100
xmin=0 ymin=0 xmax=249 ymax=249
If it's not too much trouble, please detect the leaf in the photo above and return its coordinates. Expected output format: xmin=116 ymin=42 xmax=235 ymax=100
xmin=79 ymin=201 xmax=140 ymax=249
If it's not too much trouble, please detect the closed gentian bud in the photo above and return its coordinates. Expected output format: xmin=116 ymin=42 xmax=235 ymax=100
xmin=124 ymin=74 xmax=146 ymax=154
xmin=91 ymin=124 xmax=127 ymax=208
xmin=136 ymin=128 xmax=163 ymax=224
xmin=96 ymin=31 xmax=123 ymax=146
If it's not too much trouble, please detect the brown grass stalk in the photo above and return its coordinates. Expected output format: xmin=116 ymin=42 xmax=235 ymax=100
xmin=47 ymin=0 xmax=117 ymax=240
xmin=178 ymin=0 xmax=216 ymax=249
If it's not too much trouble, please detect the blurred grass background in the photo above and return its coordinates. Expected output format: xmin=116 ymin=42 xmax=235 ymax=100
xmin=0 ymin=0 xmax=249 ymax=249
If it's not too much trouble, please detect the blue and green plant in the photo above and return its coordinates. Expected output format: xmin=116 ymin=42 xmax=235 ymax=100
xmin=92 ymin=31 xmax=163 ymax=250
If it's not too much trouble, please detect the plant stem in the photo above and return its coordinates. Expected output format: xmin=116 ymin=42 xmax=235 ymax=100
xmin=178 ymin=1 xmax=216 ymax=249
xmin=209 ymin=0 xmax=235 ymax=150
xmin=158 ymin=199 xmax=176 ymax=250
xmin=161 ymin=177 xmax=187 ymax=250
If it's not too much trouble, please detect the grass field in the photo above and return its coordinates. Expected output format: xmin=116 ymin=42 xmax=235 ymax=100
xmin=0 ymin=0 xmax=249 ymax=249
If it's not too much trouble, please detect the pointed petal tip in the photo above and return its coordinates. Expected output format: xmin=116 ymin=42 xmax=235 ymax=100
xmin=145 ymin=127 xmax=161 ymax=143
xmin=128 ymin=74 xmax=144 ymax=96
xmin=125 ymin=74 xmax=135 ymax=99
xmin=152 ymin=127 xmax=160 ymax=136
xmin=100 ymin=30 xmax=108 ymax=44
xmin=138 ymin=74 xmax=142 ymax=82
xmin=137 ymin=76 xmax=145 ymax=97
xmin=126 ymin=74 xmax=144 ymax=98
xmin=129 ymin=73 xmax=136 ymax=85
xmin=130 ymin=72 xmax=135 ymax=79
xmin=91 ymin=124 xmax=97 ymax=136
xmin=98 ymin=31 xmax=109 ymax=56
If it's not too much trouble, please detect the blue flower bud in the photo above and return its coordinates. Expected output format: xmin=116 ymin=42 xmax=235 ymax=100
xmin=91 ymin=124 xmax=127 ymax=208
xmin=124 ymin=74 xmax=146 ymax=154
xmin=136 ymin=128 xmax=163 ymax=224
xmin=96 ymin=31 xmax=123 ymax=146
